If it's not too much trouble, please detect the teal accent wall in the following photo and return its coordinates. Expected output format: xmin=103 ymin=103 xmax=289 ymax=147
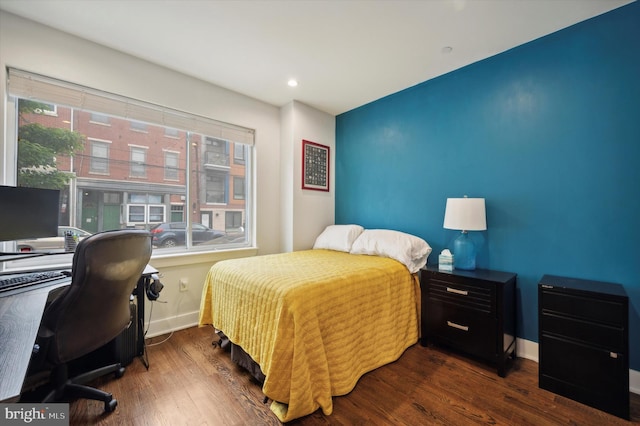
xmin=336 ymin=2 xmax=640 ymax=369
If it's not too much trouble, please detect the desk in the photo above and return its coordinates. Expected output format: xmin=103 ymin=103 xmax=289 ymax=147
xmin=0 ymin=277 xmax=69 ymax=403
xmin=0 ymin=265 xmax=156 ymax=403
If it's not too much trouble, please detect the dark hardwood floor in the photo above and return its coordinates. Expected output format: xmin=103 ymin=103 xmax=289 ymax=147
xmin=64 ymin=326 xmax=639 ymax=425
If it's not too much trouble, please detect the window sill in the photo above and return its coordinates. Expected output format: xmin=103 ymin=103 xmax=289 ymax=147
xmin=149 ymin=246 xmax=258 ymax=269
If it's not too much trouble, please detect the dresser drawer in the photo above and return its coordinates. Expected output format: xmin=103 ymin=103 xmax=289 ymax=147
xmin=425 ymin=300 xmax=495 ymax=360
xmin=540 ymin=288 xmax=625 ymax=327
xmin=540 ymin=333 xmax=627 ymax=393
xmin=427 ymin=277 xmax=493 ymax=313
xmin=540 ymin=312 xmax=626 ymax=352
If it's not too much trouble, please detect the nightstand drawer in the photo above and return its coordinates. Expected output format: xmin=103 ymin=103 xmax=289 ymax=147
xmin=427 ymin=278 xmax=493 ymax=313
xmin=425 ymin=300 xmax=494 ymax=359
xmin=540 ymin=312 xmax=625 ymax=352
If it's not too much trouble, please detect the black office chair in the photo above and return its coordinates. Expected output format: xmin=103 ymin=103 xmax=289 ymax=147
xmin=36 ymin=229 xmax=151 ymax=412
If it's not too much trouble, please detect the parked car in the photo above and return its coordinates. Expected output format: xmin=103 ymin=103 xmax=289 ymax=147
xmin=150 ymin=222 xmax=225 ymax=248
xmin=16 ymin=226 xmax=92 ymax=252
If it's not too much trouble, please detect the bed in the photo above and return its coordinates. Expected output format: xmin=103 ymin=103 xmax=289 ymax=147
xmin=198 ymin=226 xmax=431 ymax=422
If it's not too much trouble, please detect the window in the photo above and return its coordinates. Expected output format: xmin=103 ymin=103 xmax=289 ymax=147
xmin=127 ymin=205 xmax=146 ymax=223
xmin=205 ymin=171 xmax=226 ymax=204
xmin=149 ymin=206 xmax=165 ymax=223
xmin=130 ymin=146 xmax=147 ymax=178
xmin=165 ymin=127 xmax=179 ymax=138
xmin=4 ymin=68 xmax=254 ymax=262
xmin=36 ymin=102 xmax=57 ymax=116
xmin=104 ymin=192 xmax=121 ymax=204
xmin=164 ymin=151 xmax=179 ymax=180
xmin=226 ymin=211 xmax=243 ymax=231
xmin=90 ymin=113 xmax=110 ymax=124
xmin=130 ymin=120 xmax=148 ymax=132
xmin=234 ymin=143 xmax=245 ymax=164
xmin=170 ymin=205 xmax=184 ymax=222
xmin=126 ymin=193 xmax=165 ymax=225
xmin=233 ymin=176 xmax=245 ymax=200
xmin=204 ymin=137 xmax=228 ymax=166
xmin=90 ymin=140 xmax=110 ymax=174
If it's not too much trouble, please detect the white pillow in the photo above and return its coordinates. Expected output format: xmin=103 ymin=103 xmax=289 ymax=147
xmin=350 ymin=229 xmax=432 ymax=273
xmin=313 ymin=224 xmax=364 ymax=252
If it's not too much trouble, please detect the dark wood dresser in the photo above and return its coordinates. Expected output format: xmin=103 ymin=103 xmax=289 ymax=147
xmin=420 ymin=265 xmax=517 ymax=377
xmin=538 ymin=274 xmax=629 ymax=419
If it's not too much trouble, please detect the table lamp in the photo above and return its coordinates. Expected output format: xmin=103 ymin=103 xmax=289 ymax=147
xmin=443 ymin=196 xmax=486 ymax=270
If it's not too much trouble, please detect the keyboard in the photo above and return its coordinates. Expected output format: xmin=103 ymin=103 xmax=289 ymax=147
xmin=0 ymin=270 xmax=69 ymax=294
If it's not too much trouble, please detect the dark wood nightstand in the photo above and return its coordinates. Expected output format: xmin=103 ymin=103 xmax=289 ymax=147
xmin=420 ymin=265 xmax=517 ymax=377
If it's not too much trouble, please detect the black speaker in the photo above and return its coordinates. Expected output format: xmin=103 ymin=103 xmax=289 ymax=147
xmin=112 ymin=302 xmax=138 ymax=366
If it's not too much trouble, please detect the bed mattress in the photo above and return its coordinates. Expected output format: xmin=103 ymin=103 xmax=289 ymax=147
xmin=199 ymin=249 xmax=420 ymax=422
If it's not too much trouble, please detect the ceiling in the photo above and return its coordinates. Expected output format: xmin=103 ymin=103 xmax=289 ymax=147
xmin=0 ymin=0 xmax=634 ymax=116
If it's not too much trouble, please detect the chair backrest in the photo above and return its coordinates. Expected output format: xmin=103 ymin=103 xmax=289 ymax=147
xmin=41 ymin=229 xmax=152 ymax=364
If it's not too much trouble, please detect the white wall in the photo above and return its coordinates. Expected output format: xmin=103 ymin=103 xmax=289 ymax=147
xmin=0 ymin=11 xmax=334 ymax=336
xmin=280 ymin=100 xmax=335 ymax=252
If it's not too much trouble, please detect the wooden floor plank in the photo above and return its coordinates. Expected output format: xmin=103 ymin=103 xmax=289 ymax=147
xmin=52 ymin=326 xmax=640 ymax=425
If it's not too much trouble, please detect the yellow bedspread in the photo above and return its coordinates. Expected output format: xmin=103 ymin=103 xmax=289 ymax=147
xmin=198 ymin=249 xmax=419 ymax=422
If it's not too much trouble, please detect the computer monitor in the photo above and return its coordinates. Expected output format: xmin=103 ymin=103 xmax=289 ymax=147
xmin=0 ymin=185 xmax=60 ymax=242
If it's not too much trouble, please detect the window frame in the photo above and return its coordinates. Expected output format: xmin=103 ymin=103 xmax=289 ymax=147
xmin=89 ymin=139 xmax=111 ymax=174
xmin=126 ymin=204 xmax=165 ymax=226
xmin=129 ymin=145 xmax=148 ymax=178
xmin=164 ymin=150 xmax=179 ymax=181
xmin=4 ymin=68 xmax=255 ymax=265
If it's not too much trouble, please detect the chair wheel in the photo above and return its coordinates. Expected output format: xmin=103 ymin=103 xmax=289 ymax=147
xmin=115 ymin=367 xmax=126 ymax=378
xmin=105 ymin=398 xmax=117 ymax=412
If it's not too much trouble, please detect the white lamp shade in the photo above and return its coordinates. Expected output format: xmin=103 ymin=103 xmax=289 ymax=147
xmin=443 ymin=198 xmax=487 ymax=231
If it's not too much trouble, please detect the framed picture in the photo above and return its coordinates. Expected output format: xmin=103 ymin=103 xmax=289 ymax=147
xmin=302 ymin=139 xmax=330 ymax=192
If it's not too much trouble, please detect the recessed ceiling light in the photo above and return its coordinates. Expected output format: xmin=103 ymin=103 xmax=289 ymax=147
xmin=441 ymin=46 xmax=453 ymax=54
xmin=287 ymin=79 xmax=298 ymax=87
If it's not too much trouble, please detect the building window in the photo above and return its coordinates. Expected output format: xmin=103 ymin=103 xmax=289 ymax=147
xmin=233 ymin=176 xmax=245 ymax=200
xmin=127 ymin=204 xmax=146 ymax=223
xmin=130 ymin=146 xmax=147 ymax=178
xmin=35 ymin=102 xmax=57 ymax=116
xmin=90 ymin=140 xmax=110 ymax=174
xmin=204 ymin=137 xmax=229 ymax=166
xmin=130 ymin=120 xmax=148 ymax=132
xmin=234 ymin=143 xmax=245 ymax=164
xmin=164 ymin=151 xmax=179 ymax=180
xmin=226 ymin=211 xmax=243 ymax=230
xmin=90 ymin=113 xmax=110 ymax=124
xmin=165 ymin=127 xmax=179 ymax=138
xmin=170 ymin=205 xmax=184 ymax=222
xmin=205 ymin=171 xmax=226 ymax=204
xmin=5 ymin=68 xmax=254 ymax=264
xmin=103 ymin=192 xmax=121 ymax=204
xmin=126 ymin=203 xmax=165 ymax=225
xmin=148 ymin=205 xmax=165 ymax=223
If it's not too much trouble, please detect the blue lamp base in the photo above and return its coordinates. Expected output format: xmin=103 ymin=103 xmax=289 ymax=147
xmin=452 ymin=231 xmax=477 ymax=270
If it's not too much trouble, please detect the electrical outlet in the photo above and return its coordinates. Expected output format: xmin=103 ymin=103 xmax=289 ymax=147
xmin=179 ymin=278 xmax=188 ymax=292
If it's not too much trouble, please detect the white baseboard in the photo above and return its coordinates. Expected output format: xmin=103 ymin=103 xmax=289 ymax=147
xmin=145 ymin=309 xmax=201 ymax=339
xmin=516 ymin=337 xmax=640 ymax=395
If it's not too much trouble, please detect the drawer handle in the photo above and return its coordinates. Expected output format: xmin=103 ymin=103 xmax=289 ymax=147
xmin=447 ymin=321 xmax=469 ymax=332
xmin=446 ymin=287 xmax=468 ymax=296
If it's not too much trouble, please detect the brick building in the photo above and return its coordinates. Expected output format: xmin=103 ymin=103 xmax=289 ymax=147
xmin=19 ymin=105 xmax=246 ymax=235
